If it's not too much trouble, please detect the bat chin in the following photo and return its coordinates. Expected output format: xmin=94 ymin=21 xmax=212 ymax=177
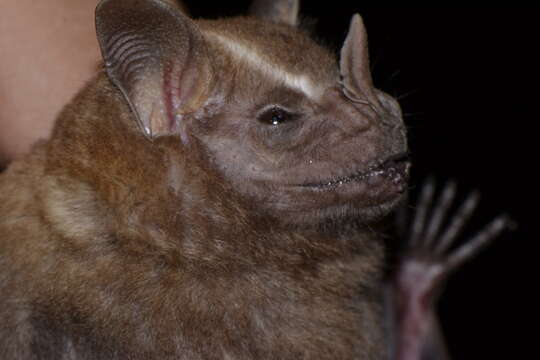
xmin=315 ymin=183 xmax=409 ymax=225
xmin=278 ymin=190 xmax=408 ymax=229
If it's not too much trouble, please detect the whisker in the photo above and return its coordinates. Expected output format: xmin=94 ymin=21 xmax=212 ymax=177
xmin=397 ymin=88 xmax=421 ymax=101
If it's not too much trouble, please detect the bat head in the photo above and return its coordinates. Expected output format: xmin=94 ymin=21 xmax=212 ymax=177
xmin=95 ymin=0 xmax=409 ymax=226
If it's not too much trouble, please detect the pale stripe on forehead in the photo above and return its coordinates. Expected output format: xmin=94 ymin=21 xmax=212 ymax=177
xmin=205 ymin=32 xmax=322 ymax=100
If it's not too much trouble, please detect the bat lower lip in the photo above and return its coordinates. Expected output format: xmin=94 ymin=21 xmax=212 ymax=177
xmin=300 ymin=152 xmax=411 ymax=190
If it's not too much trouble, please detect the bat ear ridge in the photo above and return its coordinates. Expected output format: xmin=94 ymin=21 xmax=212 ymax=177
xmin=339 ymin=14 xmax=380 ymax=108
xmin=95 ymin=0 xmax=213 ymax=141
xmin=248 ymin=0 xmax=300 ymax=26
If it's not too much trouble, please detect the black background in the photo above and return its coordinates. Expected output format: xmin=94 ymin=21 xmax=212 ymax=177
xmin=186 ymin=3 xmax=536 ymax=359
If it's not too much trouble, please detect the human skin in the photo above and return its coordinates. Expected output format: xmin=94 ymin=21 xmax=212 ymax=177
xmin=0 ymin=0 xmax=101 ymax=166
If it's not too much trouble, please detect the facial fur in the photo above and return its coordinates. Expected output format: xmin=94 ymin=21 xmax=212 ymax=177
xmin=185 ymin=17 xmax=409 ymax=225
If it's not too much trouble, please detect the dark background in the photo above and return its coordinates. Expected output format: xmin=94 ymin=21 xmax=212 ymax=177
xmin=186 ymin=3 xmax=536 ymax=359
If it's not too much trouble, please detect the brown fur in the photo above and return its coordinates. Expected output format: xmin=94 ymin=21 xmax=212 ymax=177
xmin=0 ymin=0 xmax=407 ymax=358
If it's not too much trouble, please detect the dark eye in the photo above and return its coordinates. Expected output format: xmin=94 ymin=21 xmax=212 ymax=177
xmin=257 ymin=107 xmax=296 ymax=126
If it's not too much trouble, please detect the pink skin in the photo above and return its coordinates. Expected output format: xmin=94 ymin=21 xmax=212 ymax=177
xmin=0 ymin=0 xmax=101 ymax=166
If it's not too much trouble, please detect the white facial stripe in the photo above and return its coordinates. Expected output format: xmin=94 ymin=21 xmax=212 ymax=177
xmin=206 ymin=32 xmax=320 ymax=99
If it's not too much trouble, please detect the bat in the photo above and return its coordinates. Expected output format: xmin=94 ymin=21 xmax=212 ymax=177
xmin=0 ymin=0 xmax=511 ymax=358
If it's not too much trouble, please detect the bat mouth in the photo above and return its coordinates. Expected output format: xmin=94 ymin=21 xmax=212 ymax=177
xmin=301 ymin=152 xmax=411 ymax=189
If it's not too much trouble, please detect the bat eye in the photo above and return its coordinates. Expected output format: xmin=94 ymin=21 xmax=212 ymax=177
xmin=257 ymin=107 xmax=296 ymax=126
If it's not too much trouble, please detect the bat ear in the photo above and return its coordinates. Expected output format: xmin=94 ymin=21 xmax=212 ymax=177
xmin=95 ymin=0 xmax=212 ymax=141
xmin=248 ymin=0 xmax=300 ymax=26
xmin=339 ymin=14 xmax=380 ymax=107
